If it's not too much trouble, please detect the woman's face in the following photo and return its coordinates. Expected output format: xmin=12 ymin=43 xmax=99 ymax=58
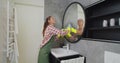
xmin=48 ymin=17 xmax=56 ymax=25
xmin=78 ymin=19 xmax=83 ymax=26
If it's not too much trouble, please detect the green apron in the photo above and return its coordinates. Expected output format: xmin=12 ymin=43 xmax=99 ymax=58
xmin=38 ymin=36 xmax=55 ymax=63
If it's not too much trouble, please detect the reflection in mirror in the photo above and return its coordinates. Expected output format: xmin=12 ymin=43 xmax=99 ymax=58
xmin=62 ymin=2 xmax=85 ymax=43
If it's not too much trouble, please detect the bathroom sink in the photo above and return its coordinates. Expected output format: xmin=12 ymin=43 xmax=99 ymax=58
xmin=51 ymin=48 xmax=79 ymax=58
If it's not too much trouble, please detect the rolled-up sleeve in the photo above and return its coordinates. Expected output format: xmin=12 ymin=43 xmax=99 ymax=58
xmin=48 ymin=25 xmax=67 ymax=36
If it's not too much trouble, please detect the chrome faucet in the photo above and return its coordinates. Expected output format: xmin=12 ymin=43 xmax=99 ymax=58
xmin=63 ymin=43 xmax=70 ymax=50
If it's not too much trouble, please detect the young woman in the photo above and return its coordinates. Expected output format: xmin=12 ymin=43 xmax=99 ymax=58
xmin=38 ymin=16 xmax=69 ymax=63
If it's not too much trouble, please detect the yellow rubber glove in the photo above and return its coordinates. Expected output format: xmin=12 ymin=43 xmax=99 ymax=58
xmin=71 ymin=27 xmax=77 ymax=33
xmin=57 ymin=29 xmax=67 ymax=38
xmin=65 ymin=27 xmax=77 ymax=37
xmin=57 ymin=27 xmax=76 ymax=38
xmin=57 ymin=34 xmax=61 ymax=38
xmin=65 ymin=27 xmax=72 ymax=37
xmin=66 ymin=32 xmax=72 ymax=37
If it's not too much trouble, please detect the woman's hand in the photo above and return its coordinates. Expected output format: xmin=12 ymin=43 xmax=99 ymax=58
xmin=65 ymin=29 xmax=69 ymax=34
xmin=55 ymin=35 xmax=60 ymax=41
xmin=61 ymin=29 xmax=70 ymax=36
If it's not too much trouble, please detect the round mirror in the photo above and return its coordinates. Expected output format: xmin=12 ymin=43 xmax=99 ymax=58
xmin=62 ymin=2 xmax=85 ymax=43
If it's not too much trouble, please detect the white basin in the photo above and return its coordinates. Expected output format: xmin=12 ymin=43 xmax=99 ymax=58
xmin=51 ymin=48 xmax=79 ymax=58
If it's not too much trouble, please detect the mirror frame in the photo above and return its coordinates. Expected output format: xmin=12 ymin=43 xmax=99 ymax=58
xmin=62 ymin=2 xmax=86 ymax=43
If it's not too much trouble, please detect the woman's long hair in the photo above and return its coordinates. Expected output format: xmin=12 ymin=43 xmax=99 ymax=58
xmin=43 ymin=16 xmax=51 ymax=37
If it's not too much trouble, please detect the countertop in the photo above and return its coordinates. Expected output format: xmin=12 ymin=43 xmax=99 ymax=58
xmin=51 ymin=48 xmax=80 ymax=58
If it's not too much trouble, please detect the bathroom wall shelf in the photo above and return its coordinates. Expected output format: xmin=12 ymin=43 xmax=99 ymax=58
xmin=88 ymin=26 xmax=120 ymax=31
xmin=87 ymin=0 xmax=120 ymax=19
xmin=89 ymin=11 xmax=120 ymax=19
xmin=84 ymin=0 xmax=120 ymax=42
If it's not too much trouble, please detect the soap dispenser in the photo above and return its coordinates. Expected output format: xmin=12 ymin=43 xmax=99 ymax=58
xmin=119 ymin=17 xmax=120 ymax=26
xmin=103 ymin=20 xmax=108 ymax=27
xmin=110 ymin=18 xmax=115 ymax=27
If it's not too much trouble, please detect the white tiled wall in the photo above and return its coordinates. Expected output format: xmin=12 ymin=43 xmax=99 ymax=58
xmin=15 ymin=0 xmax=44 ymax=63
xmin=0 ymin=0 xmax=7 ymax=63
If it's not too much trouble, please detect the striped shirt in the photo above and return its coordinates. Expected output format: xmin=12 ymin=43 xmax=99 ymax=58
xmin=40 ymin=25 xmax=67 ymax=47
